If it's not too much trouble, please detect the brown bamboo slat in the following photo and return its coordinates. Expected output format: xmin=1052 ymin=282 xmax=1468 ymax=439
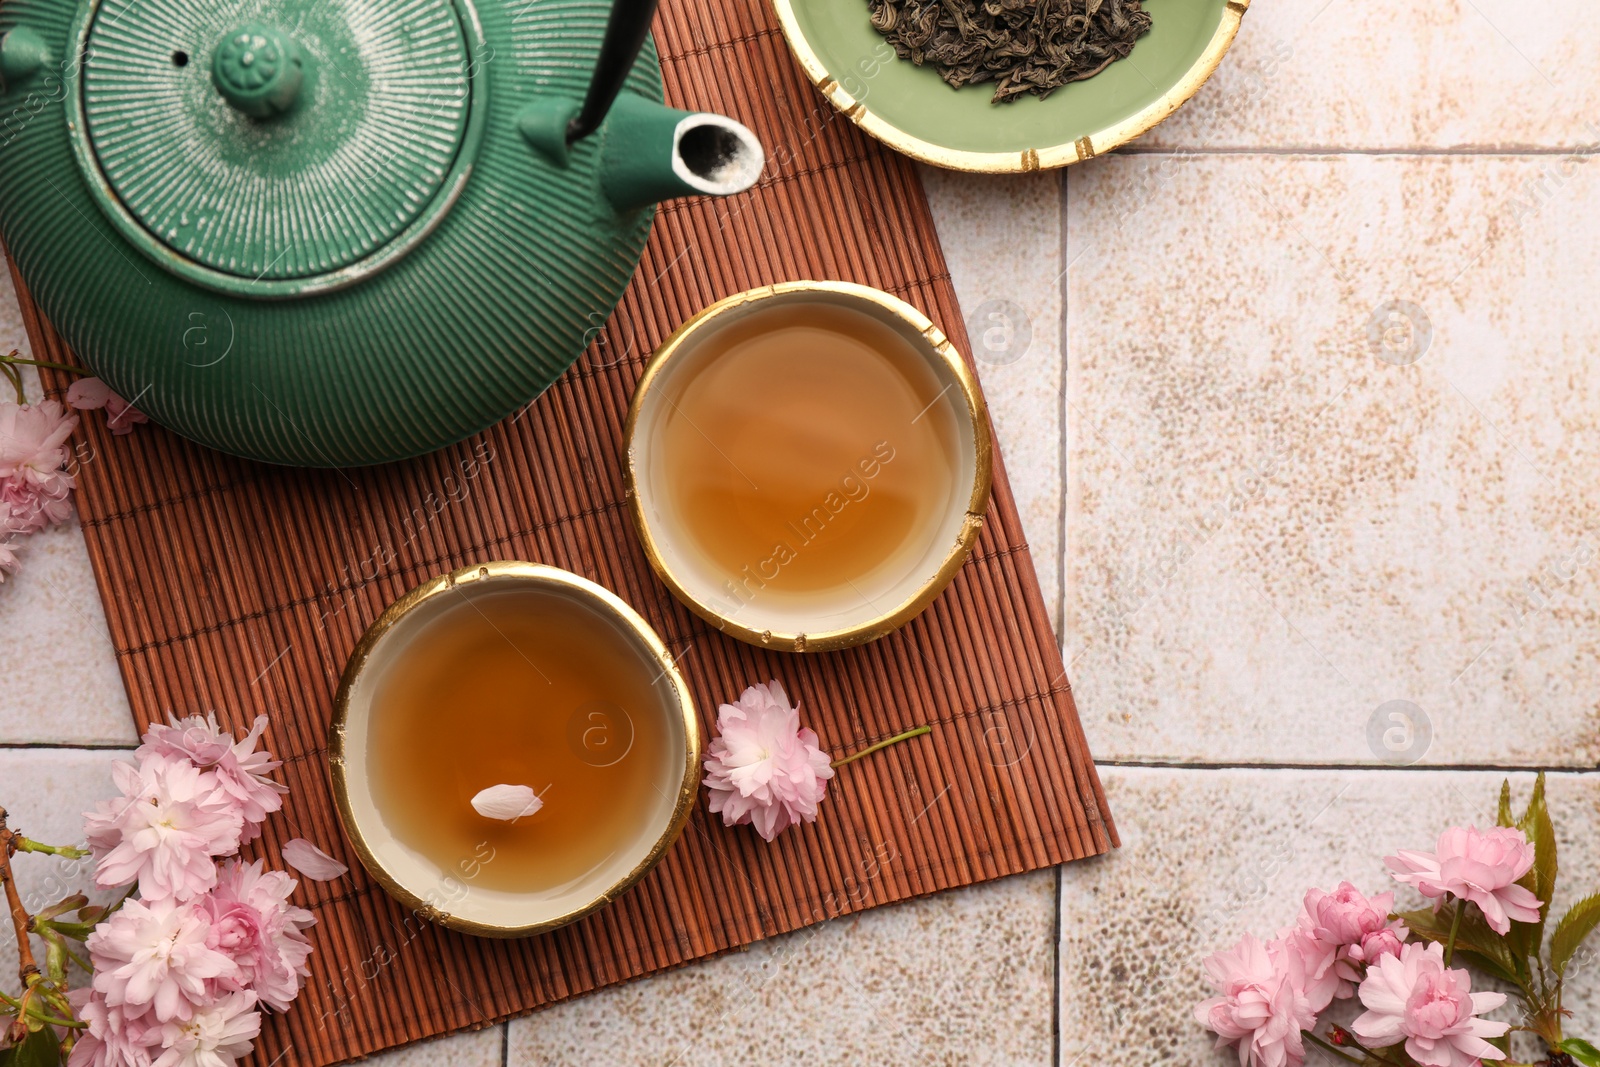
xmin=13 ymin=0 xmax=1117 ymax=1059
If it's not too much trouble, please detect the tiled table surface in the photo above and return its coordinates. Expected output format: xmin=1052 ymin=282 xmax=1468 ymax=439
xmin=4 ymin=1 xmax=1599 ymax=1061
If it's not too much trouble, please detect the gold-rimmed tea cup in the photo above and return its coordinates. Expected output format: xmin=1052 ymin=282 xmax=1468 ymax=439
xmin=624 ymin=280 xmax=993 ymax=653
xmin=329 ymin=561 xmax=700 ymax=938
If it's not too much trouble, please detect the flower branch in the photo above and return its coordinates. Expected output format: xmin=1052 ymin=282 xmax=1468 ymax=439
xmin=1196 ymin=773 xmax=1599 ymax=1067
xmin=0 ymin=808 xmax=42 ymax=985
xmin=1443 ymin=898 xmax=1464 ymax=967
xmin=1 ymin=713 xmax=339 ymax=1064
xmin=830 ymin=725 xmax=931 ymax=769
xmin=0 ymin=352 xmax=90 ymax=378
xmin=14 ymin=838 xmax=89 ymax=860
xmin=0 ymin=358 xmax=23 ymax=406
xmin=0 ymin=351 xmax=149 ymax=586
xmin=702 ymin=680 xmax=934 ymax=843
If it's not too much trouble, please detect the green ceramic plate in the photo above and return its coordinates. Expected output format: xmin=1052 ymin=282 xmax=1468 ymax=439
xmin=772 ymin=0 xmax=1246 ymax=172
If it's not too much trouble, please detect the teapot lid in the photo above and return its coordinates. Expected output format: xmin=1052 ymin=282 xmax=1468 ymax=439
xmin=72 ymin=0 xmax=485 ymax=296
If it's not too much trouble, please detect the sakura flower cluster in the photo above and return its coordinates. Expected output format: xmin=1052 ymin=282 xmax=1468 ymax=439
xmin=1196 ymin=822 xmax=1542 ymax=1067
xmin=0 ymin=395 xmax=78 ymax=582
xmin=71 ymin=715 xmax=325 ymax=1067
xmin=0 ymin=367 xmax=145 ymax=583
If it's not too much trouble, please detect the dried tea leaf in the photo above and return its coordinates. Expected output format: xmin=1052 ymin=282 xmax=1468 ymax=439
xmin=866 ymin=0 xmax=1153 ymax=104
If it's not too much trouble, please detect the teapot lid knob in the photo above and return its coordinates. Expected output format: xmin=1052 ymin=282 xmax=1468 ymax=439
xmin=211 ymin=24 xmax=303 ymax=119
xmin=74 ymin=0 xmax=476 ymax=290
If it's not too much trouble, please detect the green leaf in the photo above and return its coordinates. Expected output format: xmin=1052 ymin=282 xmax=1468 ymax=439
xmin=35 ymin=920 xmax=96 ymax=943
xmin=1516 ymin=771 xmax=1557 ymax=954
xmin=1562 ymin=1038 xmax=1600 ymax=1067
xmin=1497 ymin=779 xmax=1515 ymax=827
xmin=1397 ymin=907 xmax=1527 ymax=987
xmin=6 ymin=1028 xmax=59 ymax=1067
xmin=31 ymin=896 xmax=86 ymax=923
xmin=1505 ymin=916 xmax=1538 ymax=966
xmin=1452 ymin=948 xmax=1523 ymax=988
xmin=1552 ymin=892 xmax=1600 ymax=976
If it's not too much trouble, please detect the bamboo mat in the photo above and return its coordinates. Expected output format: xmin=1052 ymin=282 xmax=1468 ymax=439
xmin=15 ymin=0 xmax=1116 ymax=1060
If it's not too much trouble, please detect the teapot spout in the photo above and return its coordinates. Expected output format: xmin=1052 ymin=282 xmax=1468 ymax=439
xmin=599 ymin=93 xmax=764 ymax=213
xmin=0 ymin=27 xmax=52 ymax=92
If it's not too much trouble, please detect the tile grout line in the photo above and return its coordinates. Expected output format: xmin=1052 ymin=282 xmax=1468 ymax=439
xmin=1114 ymin=145 xmax=1600 ymax=157
xmin=1097 ymin=759 xmax=1600 ymax=774
xmin=0 ymin=742 xmax=137 ymax=751
xmin=1053 ymin=164 xmax=1072 ymax=1067
xmin=1056 ymin=152 xmax=1071 ymax=698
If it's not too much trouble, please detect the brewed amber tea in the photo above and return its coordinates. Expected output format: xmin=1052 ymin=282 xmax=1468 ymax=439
xmin=656 ymin=301 xmax=962 ymax=613
xmin=366 ymin=587 xmax=674 ymax=896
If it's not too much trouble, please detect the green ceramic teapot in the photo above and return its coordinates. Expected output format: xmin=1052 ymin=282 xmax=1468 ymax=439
xmin=0 ymin=0 xmax=763 ymax=466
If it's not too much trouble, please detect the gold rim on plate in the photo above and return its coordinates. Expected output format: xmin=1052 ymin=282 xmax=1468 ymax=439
xmin=328 ymin=561 xmax=702 ymax=939
xmin=624 ymin=280 xmax=994 ymax=653
xmin=769 ymin=0 xmax=1250 ymax=173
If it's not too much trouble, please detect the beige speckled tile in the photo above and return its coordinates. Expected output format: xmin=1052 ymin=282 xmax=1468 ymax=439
xmin=0 ymin=518 xmax=137 ymax=746
xmin=921 ymin=168 xmax=1064 ymax=627
xmin=366 ymin=1027 xmax=504 ymax=1067
xmin=0 ymin=251 xmax=26 ymax=359
xmin=1061 ymin=767 xmax=1600 ymax=1065
xmin=507 ymin=870 xmax=1055 ymax=1066
xmin=1137 ymin=0 xmax=1600 ymax=151
xmin=1064 ymin=153 xmax=1600 ymax=766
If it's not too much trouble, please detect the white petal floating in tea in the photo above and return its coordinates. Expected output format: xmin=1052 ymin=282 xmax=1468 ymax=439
xmin=366 ymin=588 xmax=675 ymax=896
xmin=471 ymin=784 xmax=545 ymax=822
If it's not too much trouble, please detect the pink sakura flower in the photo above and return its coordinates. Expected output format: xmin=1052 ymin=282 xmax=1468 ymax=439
xmin=1278 ymin=924 xmax=1343 ymax=1015
xmin=202 ymin=860 xmax=316 ymax=1012
xmin=1282 ymin=882 xmax=1409 ymax=1010
xmin=87 ymin=897 xmax=238 ymax=1023
xmin=1353 ymin=940 xmax=1509 ymax=1066
xmin=1 ymin=479 xmax=72 ymax=536
xmin=1386 ymin=825 xmax=1542 ymax=935
xmin=0 ymin=496 xmax=21 ymax=534
xmin=67 ymin=376 xmax=148 ymax=436
xmin=0 ymin=397 xmax=77 ymax=515
xmin=1303 ymin=883 xmax=1403 ymax=949
xmin=85 ymin=754 xmax=244 ymax=901
xmin=139 ymin=714 xmax=288 ymax=843
xmin=1349 ymin=925 xmax=1407 ymax=970
xmin=703 ymin=680 xmax=834 ymax=842
xmin=0 ymin=533 xmax=18 ymax=583
xmin=2 ymin=462 xmax=72 ymax=539
xmin=70 ymin=992 xmax=162 ymax=1067
xmin=151 ymin=990 xmax=261 ymax=1067
xmin=1194 ymin=933 xmax=1317 ymax=1067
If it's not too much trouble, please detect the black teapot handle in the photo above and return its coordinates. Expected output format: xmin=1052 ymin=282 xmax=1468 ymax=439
xmin=566 ymin=0 xmax=661 ymax=144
